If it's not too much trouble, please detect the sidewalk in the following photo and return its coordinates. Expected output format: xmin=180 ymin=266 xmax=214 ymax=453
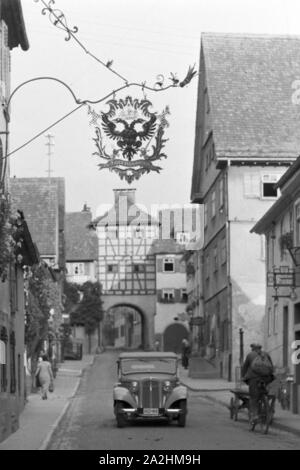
xmin=0 ymin=355 xmax=94 ymax=450
xmin=179 ymin=366 xmax=300 ymax=437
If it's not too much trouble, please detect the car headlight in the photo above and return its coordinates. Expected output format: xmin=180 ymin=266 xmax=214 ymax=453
xmin=130 ymin=381 xmax=138 ymax=393
xmin=163 ymin=380 xmax=171 ymax=392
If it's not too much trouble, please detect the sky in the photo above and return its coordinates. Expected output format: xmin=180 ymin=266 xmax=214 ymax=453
xmin=8 ymin=0 xmax=300 ymax=216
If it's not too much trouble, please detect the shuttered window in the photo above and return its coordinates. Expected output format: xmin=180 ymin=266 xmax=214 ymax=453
xmin=244 ymin=174 xmax=260 ymax=198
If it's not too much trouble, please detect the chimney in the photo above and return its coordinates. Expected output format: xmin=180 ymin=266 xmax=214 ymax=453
xmin=113 ymin=188 xmax=136 ymax=206
xmin=82 ymin=203 xmax=91 ymax=212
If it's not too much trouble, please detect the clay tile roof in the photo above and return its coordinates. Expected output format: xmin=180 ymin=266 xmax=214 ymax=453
xmin=202 ymin=33 xmax=300 ymax=159
xmin=10 ymin=178 xmax=65 ymax=260
xmin=65 ymin=211 xmax=98 ymax=261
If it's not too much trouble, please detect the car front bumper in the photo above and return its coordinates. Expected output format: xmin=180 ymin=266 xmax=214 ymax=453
xmin=122 ymin=407 xmax=182 ymax=419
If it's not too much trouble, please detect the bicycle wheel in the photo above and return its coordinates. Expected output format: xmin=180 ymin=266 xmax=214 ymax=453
xmin=259 ymin=395 xmax=271 ymax=434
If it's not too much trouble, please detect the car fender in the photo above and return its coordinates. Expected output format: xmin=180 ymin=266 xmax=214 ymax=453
xmin=113 ymin=386 xmax=137 ymax=408
xmin=165 ymin=385 xmax=188 ymax=408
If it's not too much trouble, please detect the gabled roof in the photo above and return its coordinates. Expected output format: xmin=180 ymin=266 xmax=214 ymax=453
xmin=202 ymin=33 xmax=300 ymax=159
xmin=65 ymin=211 xmax=98 ymax=261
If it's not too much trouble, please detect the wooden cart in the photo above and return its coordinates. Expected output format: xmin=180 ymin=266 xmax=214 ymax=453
xmin=229 ymin=388 xmax=250 ymax=421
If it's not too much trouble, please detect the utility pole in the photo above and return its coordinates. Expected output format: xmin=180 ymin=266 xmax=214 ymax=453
xmin=45 ymin=133 xmax=55 ymax=181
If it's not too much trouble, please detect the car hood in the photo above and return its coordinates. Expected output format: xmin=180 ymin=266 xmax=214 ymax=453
xmin=119 ymin=373 xmax=177 ymax=382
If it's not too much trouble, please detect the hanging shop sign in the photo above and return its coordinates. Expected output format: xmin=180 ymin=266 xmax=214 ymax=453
xmin=90 ymin=96 xmax=170 ymax=184
xmin=267 ymin=266 xmax=295 ymax=288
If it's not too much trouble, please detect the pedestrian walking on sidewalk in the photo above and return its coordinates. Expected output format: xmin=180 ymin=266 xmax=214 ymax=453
xmin=181 ymin=339 xmax=191 ymax=369
xmin=35 ymin=354 xmax=54 ymax=400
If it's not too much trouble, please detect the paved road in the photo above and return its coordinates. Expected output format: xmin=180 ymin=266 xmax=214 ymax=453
xmin=48 ymin=351 xmax=300 ymax=450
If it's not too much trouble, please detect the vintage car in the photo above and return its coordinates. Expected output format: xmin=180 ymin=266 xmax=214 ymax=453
xmin=113 ymin=351 xmax=188 ymax=427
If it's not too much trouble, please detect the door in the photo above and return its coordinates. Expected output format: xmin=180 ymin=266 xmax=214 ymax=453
xmin=163 ymin=323 xmax=188 ymax=354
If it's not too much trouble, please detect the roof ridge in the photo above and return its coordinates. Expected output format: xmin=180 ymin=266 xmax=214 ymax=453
xmin=201 ymin=32 xmax=300 ymax=40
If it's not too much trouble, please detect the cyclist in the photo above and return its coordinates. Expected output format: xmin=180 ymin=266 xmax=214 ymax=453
xmin=241 ymin=343 xmax=274 ymax=423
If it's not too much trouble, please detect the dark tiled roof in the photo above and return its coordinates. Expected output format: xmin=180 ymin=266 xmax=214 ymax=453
xmin=202 ymin=33 xmax=300 ymax=158
xmin=65 ymin=211 xmax=98 ymax=261
xmin=10 ymin=178 xmax=65 ymax=259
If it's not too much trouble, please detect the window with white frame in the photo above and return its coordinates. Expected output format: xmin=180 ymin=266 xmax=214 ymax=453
xmin=107 ymin=264 xmax=118 ymax=274
xmin=162 ymin=289 xmax=175 ymax=301
xmin=211 ymin=191 xmax=216 ymax=218
xmin=163 ymin=257 xmax=175 ymax=272
xmin=133 ymin=264 xmax=145 ymax=273
xmin=261 ymin=175 xmax=279 ymax=199
xmin=219 ymin=177 xmax=224 ymax=208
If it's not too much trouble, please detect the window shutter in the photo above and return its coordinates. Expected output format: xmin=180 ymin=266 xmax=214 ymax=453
xmin=244 ymin=174 xmax=260 ymax=198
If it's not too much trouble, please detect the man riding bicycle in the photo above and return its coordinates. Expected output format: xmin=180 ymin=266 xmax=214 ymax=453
xmin=241 ymin=343 xmax=274 ymax=424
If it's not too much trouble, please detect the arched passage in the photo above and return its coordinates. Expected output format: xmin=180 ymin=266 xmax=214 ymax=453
xmin=101 ymin=295 xmax=156 ymax=350
xmin=103 ymin=304 xmax=143 ymax=350
xmin=163 ymin=323 xmax=189 ymax=354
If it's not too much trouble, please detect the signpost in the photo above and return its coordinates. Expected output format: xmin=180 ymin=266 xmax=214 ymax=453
xmin=267 ymin=266 xmax=296 ymax=299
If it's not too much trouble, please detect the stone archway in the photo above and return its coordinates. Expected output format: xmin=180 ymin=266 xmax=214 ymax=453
xmin=101 ymin=295 xmax=156 ymax=350
xmin=104 ymin=305 xmax=143 ymax=350
xmin=163 ymin=323 xmax=189 ymax=354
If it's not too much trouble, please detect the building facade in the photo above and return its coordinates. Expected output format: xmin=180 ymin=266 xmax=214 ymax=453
xmin=182 ymin=238 xmax=204 ymax=353
xmin=10 ymin=177 xmax=66 ymax=364
xmin=91 ymin=189 xmax=158 ymax=350
xmin=191 ymin=33 xmax=300 ymax=380
xmin=0 ymin=0 xmax=30 ymax=443
xmin=151 ymin=239 xmax=189 ymax=353
xmin=252 ymin=157 xmax=300 ymax=414
xmin=65 ymin=205 xmax=99 ymax=353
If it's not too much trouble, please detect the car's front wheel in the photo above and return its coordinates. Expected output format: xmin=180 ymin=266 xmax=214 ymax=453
xmin=115 ymin=401 xmax=127 ymax=428
xmin=177 ymin=400 xmax=187 ymax=427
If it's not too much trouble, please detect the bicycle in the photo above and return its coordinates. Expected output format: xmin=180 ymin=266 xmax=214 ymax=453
xmin=249 ymin=380 xmax=275 ymax=434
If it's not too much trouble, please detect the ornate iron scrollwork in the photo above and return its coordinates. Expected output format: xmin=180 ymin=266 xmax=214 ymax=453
xmin=34 ymin=0 xmax=78 ymax=41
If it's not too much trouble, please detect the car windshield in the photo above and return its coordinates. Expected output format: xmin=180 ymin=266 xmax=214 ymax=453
xmin=120 ymin=358 xmax=177 ymax=375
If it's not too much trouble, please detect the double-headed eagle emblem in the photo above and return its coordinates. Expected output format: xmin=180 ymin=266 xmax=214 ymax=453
xmin=89 ymin=96 xmax=170 ymax=184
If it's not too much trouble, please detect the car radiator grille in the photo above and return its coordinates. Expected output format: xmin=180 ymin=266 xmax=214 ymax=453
xmin=140 ymin=379 xmax=162 ymax=408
